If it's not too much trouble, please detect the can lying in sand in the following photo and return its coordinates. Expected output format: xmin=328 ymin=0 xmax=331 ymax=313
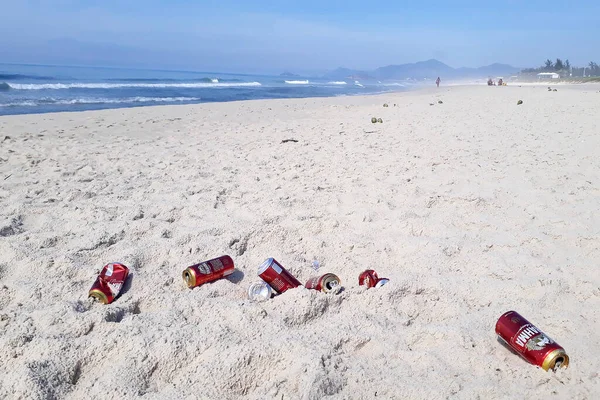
xmin=89 ymin=262 xmax=129 ymax=304
xmin=248 ymin=280 xmax=273 ymax=302
xmin=358 ymin=269 xmax=389 ymax=288
xmin=258 ymin=258 xmax=301 ymax=294
xmin=495 ymin=310 xmax=569 ymax=371
xmin=305 ymin=273 xmax=342 ymax=294
xmin=183 ymin=255 xmax=235 ymax=289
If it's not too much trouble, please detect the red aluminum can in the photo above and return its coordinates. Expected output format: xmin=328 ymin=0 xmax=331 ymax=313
xmin=258 ymin=258 xmax=301 ymax=294
xmin=89 ymin=262 xmax=129 ymax=304
xmin=359 ymin=269 xmax=379 ymax=288
xmin=360 ymin=269 xmax=390 ymax=288
xmin=359 ymin=270 xmax=389 ymax=288
xmin=183 ymin=255 xmax=235 ymax=289
xmin=495 ymin=310 xmax=569 ymax=371
xmin=305 ymin=273 xmax=342 ymax=294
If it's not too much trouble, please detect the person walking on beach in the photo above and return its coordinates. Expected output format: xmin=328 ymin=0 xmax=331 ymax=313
xmin=436 ymin=77 xmax=441 ymax=87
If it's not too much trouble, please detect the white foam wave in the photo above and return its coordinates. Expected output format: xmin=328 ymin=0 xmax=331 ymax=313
xmin=0 ymin=101 xmax=38 ymax=107
xmin=285 ymin=80 xmax=309 ymax=84
xmin=328 ymin=81 xmax=347 ymax=85
xmin=6 ymin=82 xmax=261 ymax=90
xmin=0 ymin=97 xmax=201 ymax=107
xmin=354 ymin=81 xmax=364 ymax=87
xmin=211 ymin=78 xmax=219 ymax=83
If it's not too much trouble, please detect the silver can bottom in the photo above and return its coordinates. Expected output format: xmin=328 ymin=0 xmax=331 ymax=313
xmin=248 ymin=281 xmax=273 ymax=302
xmin=375 ymin=278 xmax=389 ymax=288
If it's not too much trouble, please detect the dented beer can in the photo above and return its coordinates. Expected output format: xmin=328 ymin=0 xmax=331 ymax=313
xmin=183 ymin=255 xmax=235 ymax=289
xmin=359 ymin=270 xmax=379 ymax=288
xmin=258 ymin=258 xmax=301 ymax=294
xmin=359 ymin=269 xmax=388 ymax=288
xmin=305 ymin=273 xmax=342 ymax=294
xmin=248 ymin=280 xmax=273 ymax=302
xmin=495 ymin=310 xmax=569 ymax=371
xmin=89 ymin=262 xmax=129 ymax=304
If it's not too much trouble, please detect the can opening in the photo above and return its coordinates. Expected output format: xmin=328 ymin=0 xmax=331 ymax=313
xmin=89 ymin=290 xmax=108 ymax=305
xmin=554 ymin=357 xmax=564 ymax=370
xmin=325 ymin=280 xmax=339 ymax=290
xmin=183 ymin=270 xmax=194 ymax=288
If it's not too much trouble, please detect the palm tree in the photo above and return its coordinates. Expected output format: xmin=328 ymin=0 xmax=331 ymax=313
xmin=555 ymin=58 xmax=564 ymax=71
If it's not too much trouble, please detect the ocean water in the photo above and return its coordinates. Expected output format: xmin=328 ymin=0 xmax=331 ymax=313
xmin=0 ymin=64 xmax=412 ymax=116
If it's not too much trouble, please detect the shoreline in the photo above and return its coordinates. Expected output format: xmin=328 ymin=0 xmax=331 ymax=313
xmin=1 ymin=84 xmax=598 ymax=399
xmin=2 ymin=81 xmax=598 ymax=119
xmin=0 ymin=86 xmax=417 ymax=118
xmin=2 ymin=80 xmax=598 ymax=118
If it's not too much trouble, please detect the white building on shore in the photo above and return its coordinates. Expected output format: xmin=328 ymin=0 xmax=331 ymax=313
xmin=537 ymin=72 xmax=560 ymax=80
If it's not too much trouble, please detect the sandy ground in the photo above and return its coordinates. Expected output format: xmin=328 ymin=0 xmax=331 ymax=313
xmin=1 ymin=85 xmax=599 ymax=399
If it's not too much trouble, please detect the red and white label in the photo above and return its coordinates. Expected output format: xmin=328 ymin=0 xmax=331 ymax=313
xmin=210 ymin=259 xmax=224 ymax=272
xmin=197 ymin=262 xmax=211 ymax=275
xmin=512 ymin=324 xmax=541 ymax=351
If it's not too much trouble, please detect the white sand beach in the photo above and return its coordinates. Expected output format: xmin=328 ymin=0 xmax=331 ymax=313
xmin=1 ymin=85 xmax=599 ymax=399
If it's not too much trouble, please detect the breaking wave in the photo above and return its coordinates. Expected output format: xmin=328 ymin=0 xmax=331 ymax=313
xmin=328 ymin=81 xmax=347 ymax=85
xmin=285 ymin=80 xmax=309 ymax=84
xmin=0 ymin=97 xmax=201 ymax=107
xmin=2 ymin=81 xmax=261 ymax=90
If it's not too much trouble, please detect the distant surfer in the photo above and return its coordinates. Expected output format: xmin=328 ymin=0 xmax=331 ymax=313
xmin=436 ymin=77 xmax=441 ymax=87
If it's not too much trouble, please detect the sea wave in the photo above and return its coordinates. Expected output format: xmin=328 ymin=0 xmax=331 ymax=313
xmin=327 ymin=81 xmax=347 ymax=85
xmin=0 ymin=100 xmax=38 ymax=107
xmin=0 ymin=73 xmax=55 ymax=80
xmin=0 ymin=97 xmax=201 ymax=107
xmin=285 ymin=80 xmax=309 ymax=84
xmin=104 ymin=77 xmax=224 ymax=83
xmin=2 ymin=81 xmax=261 ymax=90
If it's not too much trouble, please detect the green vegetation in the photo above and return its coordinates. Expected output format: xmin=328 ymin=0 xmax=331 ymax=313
xmin=559 ymin=76 xmax=600 ymax=83
xmin=522 ymin=58 xmax=600 ymax=78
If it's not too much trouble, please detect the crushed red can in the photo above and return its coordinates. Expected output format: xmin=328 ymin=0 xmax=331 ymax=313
xmin=258 ymin=258 xmax=301 ymax=294
xmin=183 ymin=255 xmax=235 ymax=289
xmin=358 ymin=269 xmax=389 ymax=288
xmin=89 ymin=262 xmax=130 ymax=304
xmin=495 ymin=310 xmax=569 ymax=371
xmin=305 ymin=273 xmax=342 ymax=294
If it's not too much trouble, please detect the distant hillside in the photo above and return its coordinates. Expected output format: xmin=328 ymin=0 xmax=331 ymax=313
xmin=322 ymin=67 xmax=372 ymax=80
xmin=280 ymin=71 xmax=301 ymax=78
xmin=323 ymin=60 xmax=520 ymax=80
xmin=374 ymin=59 xmax=454 ymax=80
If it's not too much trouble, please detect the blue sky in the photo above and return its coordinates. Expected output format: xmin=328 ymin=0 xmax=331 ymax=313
xmin=1 ymin=0 xmax=599 ymax=73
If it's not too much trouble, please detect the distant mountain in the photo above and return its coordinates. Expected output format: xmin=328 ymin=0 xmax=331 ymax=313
xmin=280 ymin=71 xmax=301 ymax=78
xmin=475 ymin=63 xmax=520 ymax=77
xmin=374 ymin=59 xmax=454 ymax=80
xmin=323 ymin=60 xmax=520 ymax=80
xmin=322 ymin=67 xmax=372 ymax=80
